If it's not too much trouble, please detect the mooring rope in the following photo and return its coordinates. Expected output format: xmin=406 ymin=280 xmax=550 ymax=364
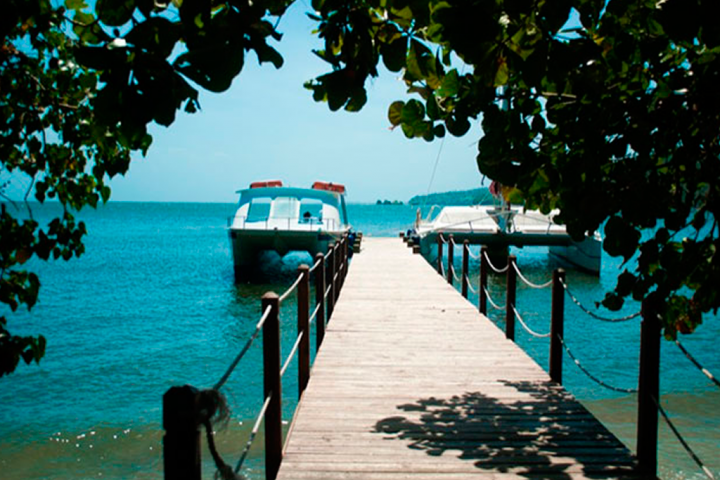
xmin=279 ymin=273 xmax=303 ymax=304
xmin=675 ymin=340 xmax=720 ymax=389
xmin=280 ymin=331 xmax=304 ymax=378
xmin=482 ymin=249 xmax=509 ymax=273
xmin=559 ymin=336 xmax=638 ymax=393
xmin=512 ymin=305 xmax=551 ymax=338
xmin=560 ymin=278 xmax=641 ymax=322
xmin=654 ymin=396 xmax=716 ymax=479
xmin=512 ymin=262 xmax=553 ymax=289
xmin=234 ymin=393 xmax=273 ymax=475
xmin=214 ymin=305 xmax=273 ymax=391
xmin=483 ymin=286 xmax=506 ymax=310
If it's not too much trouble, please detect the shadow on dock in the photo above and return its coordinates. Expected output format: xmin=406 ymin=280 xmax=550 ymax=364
xmin=374 ymin=380 xmax=639 ymax=479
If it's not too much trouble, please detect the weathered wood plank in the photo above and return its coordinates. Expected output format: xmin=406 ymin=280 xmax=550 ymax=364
xmin=275 ymin=238 xmax=637 ymax=479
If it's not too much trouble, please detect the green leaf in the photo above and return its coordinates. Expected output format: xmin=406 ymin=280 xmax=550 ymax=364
xmin=388 ymin=101 xmax=404 ymax=126
xmin=96 ymin=0 xmax=135 ymax=27
xmin=603 ymin=216 xmax=641 ymax=261
xmin=437 ymin=69 xmax=459 ymax=97
xmin=381 ymin=36 xmax=407 ymax=73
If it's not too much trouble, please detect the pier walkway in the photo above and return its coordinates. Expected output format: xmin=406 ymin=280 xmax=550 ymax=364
xmin=276 ymin=238 xmax=638 ymax=479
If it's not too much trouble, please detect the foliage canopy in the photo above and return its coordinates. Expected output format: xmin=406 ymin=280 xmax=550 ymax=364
xmin=2 ymin=0 xmax=719 ymax=374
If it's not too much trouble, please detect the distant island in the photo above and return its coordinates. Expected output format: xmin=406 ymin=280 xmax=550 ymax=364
xmin=376 ymin=199 xmax=405 ymax=205
xmin=408 ymin=187 xmax=494 ymax=206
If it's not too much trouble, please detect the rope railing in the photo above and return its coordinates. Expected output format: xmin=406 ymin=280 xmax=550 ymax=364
xmin=512 ymin=262 xmax=553 ymax=289
xmin=213 ymin=305 xmax=273 ymax=391
xmin=437 ymin=233 xmax=448 ymax=244
xmin=654 ymin=396 xmax=716 ymax=480
xmin=482 ymin=249 xmax=509 ymax=273
xmin=308 ymin=303 xmax=321 ymax=326
xmin=280 ymin=332 xmax=304 ymax=378
xmin=512 ymin=305 xmax=551 ymax=338
xmin=467 ymin=247 xmax=481 ymax=260
xmin=675 ymin=340 xmax=720 ymax=389
xmin=452 ymin=263 xmax=462 ymax=283
xmin=465 ymin=276 xmax=477 ymax=294
xmin=560 ymin=278 xmax=641 ymax=322
xmin=233 ymin=393 xmax=273 ymax=475
xmin=483 ymin=286 xmax=506 ymax=310
xmin=278 ymin=272 xmax=303 ymax=304
xmin=559 ymin=335 xmax=638 ymax=394
xmin=163 ymin=234 xmax=354 ymax=480
xmin=307 ymin=256 xmax=323 ymax=274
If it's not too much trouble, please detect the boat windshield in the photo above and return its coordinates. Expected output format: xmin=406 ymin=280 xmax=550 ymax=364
xmin=300 ymin=198 xmax=323 ymax=223
xmin=271 ymin=197 xmax=299 ymax=219
xmin=247 ymin=198 xmax=272 ymax=222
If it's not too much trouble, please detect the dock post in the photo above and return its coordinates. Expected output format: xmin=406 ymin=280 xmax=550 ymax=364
xmin=637 ymin=299 xmax=661 ymax=478
xmin=549 ymin=269 xmax=565 ymax=384
xmin=343 ymin=234 xmax=350 ymax=287
xmin=333 ymin=242 xmax=340 ymax=303
xmin=447 ymin=234 xmax=454 ymax=285
xmin=163 ymin=385 xmax=200 ymax=480
xmin=461 ymin=240 xmax=469 ymax=298
xmin=505 ymin=255 xmax=517 ymax=341
xmin=479 ymin=246 xmax=488 ymax=315
xmin=297 ymin=265 xmax=310 ymax=397
xmin=314 ymin=252 xmax=326 ymax=352
xmin=261 ymin=292 xmax=282 ymax=480
xmin=326 ymin=243 xmax=335 ymax=321
xmin=437 ymin=235 xmax=443 ymax=275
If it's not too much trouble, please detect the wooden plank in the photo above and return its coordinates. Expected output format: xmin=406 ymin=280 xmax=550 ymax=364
xmin=275 ymin=238 xmax=637 ymax=479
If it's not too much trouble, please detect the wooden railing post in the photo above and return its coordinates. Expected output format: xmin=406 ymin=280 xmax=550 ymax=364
xmin=333 ymin=242 xmax=340 ymax=304
xmin=326 ymin=243 xmax=335 ymax=321
xmin=637 ymin=299 xmax=661 ymax=478
xmin=314 ymin=252 xmax=326 ymax=352
xmin=163 ymin=385 xmax=201 ymax=480
xmin=297 ymin=265 xmax=310 ymax=398
xmin=261 ymin=292 xmax=282 ymax=480
xmin=437 ymin=234 xmax=443 ymax=275
xmin=461 ymin=240 xmax=469 ymax=298
xmin=479 ymin=246 xmax=488 ymax=315
xmin=505 ymin=255 xmax=517 ymax=341
xmin=549 ymin=269 xmax=565 ymax=384
xmin=447 ymin=234 xmax=454 ymax=285
xmin=342 ymin=234 xmax=349 ymax=288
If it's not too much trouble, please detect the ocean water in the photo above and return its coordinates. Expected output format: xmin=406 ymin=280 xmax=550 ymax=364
xmin=0 ymin=202 xmax=717 ymax=479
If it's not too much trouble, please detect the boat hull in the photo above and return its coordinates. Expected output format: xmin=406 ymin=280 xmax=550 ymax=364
xmin=229 ymin=228 xmax=348 ymax=279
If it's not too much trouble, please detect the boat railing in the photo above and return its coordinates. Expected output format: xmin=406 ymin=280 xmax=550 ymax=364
xmin=228 ymin=215 xmax=340 ymax=231
xmin=162 ymin=233 xmax=354 ymax=480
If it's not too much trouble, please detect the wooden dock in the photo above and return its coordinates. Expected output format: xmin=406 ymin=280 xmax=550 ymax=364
xmin=276 ymin=238 xmax=639 ymax=479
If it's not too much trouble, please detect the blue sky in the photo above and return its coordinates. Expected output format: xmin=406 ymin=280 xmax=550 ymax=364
xmin=109 ymin=1 xmax=487 ymax=204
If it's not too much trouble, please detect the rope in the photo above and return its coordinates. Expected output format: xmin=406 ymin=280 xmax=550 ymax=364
xmin=560 ymin=279 xmax=641 ymax=322
xmin=439 ymin=261 xmax=445 ymax=277
xmin=452 ymin=264 xmax=462 ymax=283
xmin=467 ymin=248 xmax=481 ymax=260
xmin=655 ymin=396 xmax=716 ymax=480
xmin=324 ymin=284 xmax=332 ymax=300
xmin=308 ymin=302 xmax=321 ymax=326
xmin=512 ymin=262 xmax=553 ymax=289
xmin=675 ymin=340 xmax=720 ymax=389
xmin=466 ymin=276 xmax=477 ymax=294
xmin=308 ymin=257 xmax=323 ymax=274
xmin=204 ymin=418 xmax=239 ymax=480
xmin=234 ymin=393 xmax=273 ymax=474
xmin=280 ymin=331 xmax=304 ymax=378
xmin=438 ymin=233 xmax=448 ymax=244
xmin=484 ymin=286 xmax=506 ymax=310
xmin=512 ymin=305 xmax=551 ymax=338
xmin=482 ymin=250 xmax=509 ymax=273
xmin=279 ymin=273 xmax=303 ymax=304
xmin=214 ymin=305 xmax=273 ymax=390
xmin=559 ymin=336 xmax=638 ymax=393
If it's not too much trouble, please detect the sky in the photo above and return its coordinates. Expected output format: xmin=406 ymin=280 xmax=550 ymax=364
xmin=106 ymin=1 xmax=487 ymax=204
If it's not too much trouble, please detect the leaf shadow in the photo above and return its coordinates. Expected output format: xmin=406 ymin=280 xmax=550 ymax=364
xmin=374 ymin=380 xmax=639 ymax=479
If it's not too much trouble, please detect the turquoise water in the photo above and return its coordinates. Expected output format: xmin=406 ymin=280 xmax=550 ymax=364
xmin=0 ymin=202 xmax=717 ymax=479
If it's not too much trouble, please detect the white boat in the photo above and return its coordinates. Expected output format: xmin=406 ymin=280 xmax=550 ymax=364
xmin=414 ymin=204 xmax=602 ymax=274
xmin=228 ymin=181 xmax=351 ymax=279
